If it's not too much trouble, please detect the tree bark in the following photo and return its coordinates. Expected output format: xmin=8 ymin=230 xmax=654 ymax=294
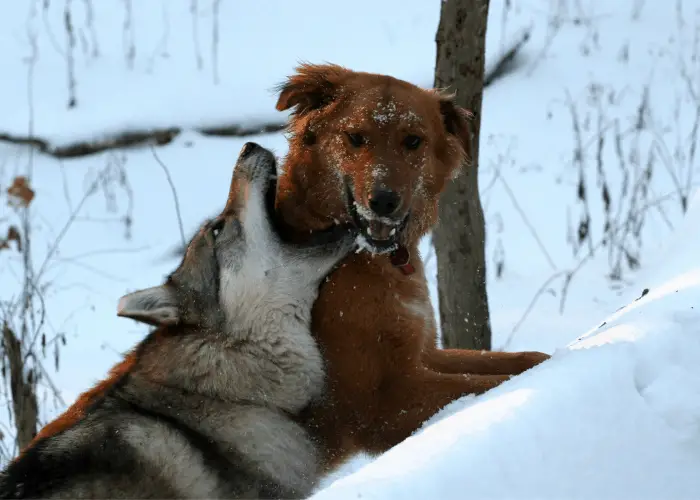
xmin=433 ymin=0 xmax=492 ymax=350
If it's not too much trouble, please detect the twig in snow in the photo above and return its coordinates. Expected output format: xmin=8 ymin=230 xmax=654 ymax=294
xmin=502 ymin=270 xmax=565 ymax=349
xmin=679 ymin=60 xmax=699 ymax=210
xmin=565 ymin=89 xmax=594 ymax=257
xmin=147 ymin=2 xmax=171 ymax=73
xmin=83 ymin=0 xmax=100 ymax=58
xmin=42 ymin=0 xmax=66 ymax=58
xmin=558 ymin=239 xmax=604 ymax=314
xmin=34 ymin=169 xmax=109 ymax=285
xmin=63 ymin=0 xmax=77 ymax=108
xmin=211 ymin=0 xmax=221 ymax=84
xmin=149 ymin=146 xmax=186 ymax=247
xmin=122 ymin=0 xmax=136 ymax=70
xmin=495 ymin=169 xmax=557 ymax=271
xmin=190 ymin=0 xmax=203 ymax=71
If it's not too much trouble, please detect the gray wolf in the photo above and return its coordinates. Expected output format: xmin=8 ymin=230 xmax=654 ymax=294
xmin=0 ymin=142 xmax=356 ymax=499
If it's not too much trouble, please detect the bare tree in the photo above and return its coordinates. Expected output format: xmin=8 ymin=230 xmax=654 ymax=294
xmin=433 ymin=0 xmax=492 ymax=350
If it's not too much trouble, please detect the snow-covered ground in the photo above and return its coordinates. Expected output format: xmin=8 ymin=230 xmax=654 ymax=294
xmin=1 ymin=0 xmax=699 ymax=496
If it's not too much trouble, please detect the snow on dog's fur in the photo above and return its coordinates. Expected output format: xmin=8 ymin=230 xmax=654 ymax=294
xmin=0 ymin=143 xmax=356 ymax=499
xmin=274 ymin=64 xmax=550 ymax=472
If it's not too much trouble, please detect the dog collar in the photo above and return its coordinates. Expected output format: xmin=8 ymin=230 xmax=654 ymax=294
xmin=390 ymin=246 xmax=415 ymax=275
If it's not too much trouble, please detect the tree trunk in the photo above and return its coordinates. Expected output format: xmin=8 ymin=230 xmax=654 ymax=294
xmin=433 ymin=0 xmax=492 ymax=350
xmin=2 ymin=323 xmax=38 ymax=451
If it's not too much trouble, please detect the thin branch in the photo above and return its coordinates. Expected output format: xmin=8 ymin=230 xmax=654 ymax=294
xmin=27 ymin=355 xmax=65 ymax=408
xmin=24 ymin=278 xmax=48 ymax=359
xmin=149 ymin=146 xmax=186 ymax=247
xmin=63 ymin=0 xmax=77 ymax=108
xmin=122 ymin=0 xmax=136 ymax=70
xmin=34 ymin=170 xmax=109 ymax=285
xmin=83 ymin=0 xmax=100 ymax=58
xmin=53 ymin=245 xmax=151 ymax=262
xmin=496 ymin=170 xmax=558 ymax=270
xmin=190 ymin=0 xmax=203 ymax=71
xmin=501 ymin=270 xmax=566 ymax=349
xmin=49 ymin=259 xmax=129 ymax=283
xmin=559 ymin=238 xmax=608 ymax=314
xmin=211 ymin=0 xmax=221 ymax=85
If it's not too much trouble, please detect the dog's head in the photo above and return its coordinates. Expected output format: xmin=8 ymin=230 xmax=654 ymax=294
xmin=276 ymin=63 xmax=473 ymax=254
xmin=117 ymin=142 xmax=356 ymax=330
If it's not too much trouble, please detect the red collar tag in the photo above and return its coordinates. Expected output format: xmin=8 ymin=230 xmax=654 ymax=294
xmin=390 ymin=246 xmax=415 ymax=275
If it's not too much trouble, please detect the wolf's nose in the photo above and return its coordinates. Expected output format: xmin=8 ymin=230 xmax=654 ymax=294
xmin=369 ymin=189 xmax=401 ymax=217
xmin=240 ymin=142 xmax=262 ymax=159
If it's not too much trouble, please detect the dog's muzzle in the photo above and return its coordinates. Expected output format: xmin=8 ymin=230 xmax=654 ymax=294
xmin=345 ymin=181 xmax=408 ymax=254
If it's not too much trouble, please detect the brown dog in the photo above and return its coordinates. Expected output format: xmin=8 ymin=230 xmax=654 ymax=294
xmin=275 ymin=63 xmax=549 ymax=472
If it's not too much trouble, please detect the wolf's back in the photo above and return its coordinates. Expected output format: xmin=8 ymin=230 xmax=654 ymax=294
xmin=0 ymin=417 xmax=145 ymax=499
xmin=0 ymin=397 xmax=308 ymax=499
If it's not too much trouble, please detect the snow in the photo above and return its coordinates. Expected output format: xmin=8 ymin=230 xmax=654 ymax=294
xmin=1 ymin=0 xmax=699 ymax=495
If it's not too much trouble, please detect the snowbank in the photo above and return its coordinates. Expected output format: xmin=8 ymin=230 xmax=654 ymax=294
xmin=310 ymin=192 xmax=700 ymax=499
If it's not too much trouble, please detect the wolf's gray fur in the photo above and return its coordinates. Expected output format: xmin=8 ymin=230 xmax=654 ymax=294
xmin=0 ymin=142 xmax=356 ymax=499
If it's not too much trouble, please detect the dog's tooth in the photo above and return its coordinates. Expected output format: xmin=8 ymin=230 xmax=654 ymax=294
xmin=390 ymin=228 xmax=396 ymax=236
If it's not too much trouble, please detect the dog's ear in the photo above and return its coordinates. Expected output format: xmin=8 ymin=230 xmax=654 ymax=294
xmin=117 ymin=285 xmax=179 ymax=326
xmin=275 ymin=63 xmax=349 ymax=115
xmin=438 ymin=95 xmax=475 ymax=166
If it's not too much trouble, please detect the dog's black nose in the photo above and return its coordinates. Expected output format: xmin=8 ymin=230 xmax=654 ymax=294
xmin=369 ymin=189 xmax=401 ymax=217
xmin=239 ymin=142 xmax=261 ymax=159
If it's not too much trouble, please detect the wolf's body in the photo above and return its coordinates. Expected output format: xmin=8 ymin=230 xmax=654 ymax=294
xmin=0 ymin=142 xmax=356 ymax=499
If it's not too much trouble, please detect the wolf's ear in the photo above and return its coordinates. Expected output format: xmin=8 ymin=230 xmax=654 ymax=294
xmin=275 ymin=63 xmax=349 ymax=116
xmin=117 ymin=285 xmax=179 ymax=326
xmin=438 ymin=95 xmax=475 ymax=166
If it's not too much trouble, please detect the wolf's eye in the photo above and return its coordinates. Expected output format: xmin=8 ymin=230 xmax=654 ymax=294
xmin=345 ymin=132 xmax=366 ymax=148
xmin=210 ymin=219 xmax=225 ymax=239
xmin=403 ymin=135 xmax=423 ymax=150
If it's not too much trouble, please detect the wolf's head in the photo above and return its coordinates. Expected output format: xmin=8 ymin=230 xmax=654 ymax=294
xmin=117 ymin=142 xmax=356 ymax=332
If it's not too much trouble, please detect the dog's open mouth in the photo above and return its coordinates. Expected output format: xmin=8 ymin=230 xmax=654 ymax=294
xmin=345 ymin=182 xmax=408 ymax=255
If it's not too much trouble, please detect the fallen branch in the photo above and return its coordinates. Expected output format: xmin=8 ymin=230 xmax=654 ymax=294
xmin=0 ymin=123 xmax=284 ymax=160
xmin=0 ymin=128 xmax=180 ymax=159
xmin=0 ymin=32 xmax=530 ymax=160
xmin=198 ymin=122 xmax=286 ymax=137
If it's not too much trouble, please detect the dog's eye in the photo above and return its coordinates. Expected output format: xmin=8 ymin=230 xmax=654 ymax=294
xmin=345 ymin=132 xmax=367 ymax=148
xmin=210 ymin=219 xmax=225 ymax=239
xmin=403 ymin=135 xmax=423 ymax=150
